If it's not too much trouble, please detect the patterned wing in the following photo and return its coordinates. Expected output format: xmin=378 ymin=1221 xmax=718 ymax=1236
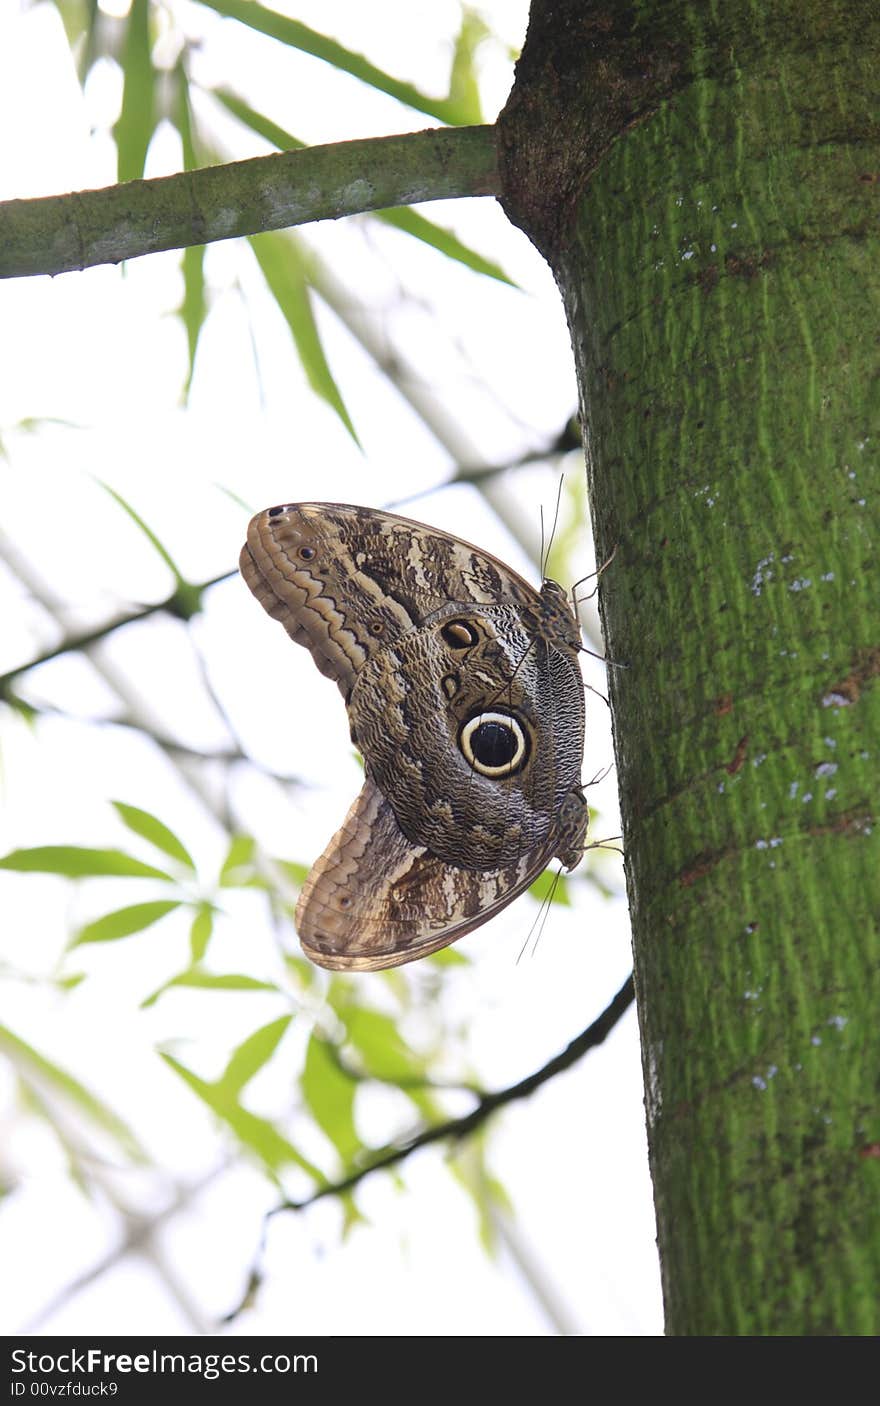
xmin=296 ymin=778 xmax=559 ymax=970
xmin=239 ymin=501 xmax=549 ymax=697
xmin=241 ymin=501 xmax=589 ymax=968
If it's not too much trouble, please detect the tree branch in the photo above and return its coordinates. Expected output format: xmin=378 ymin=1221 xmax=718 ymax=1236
xmin=0 ymin=126 xmax=499 ymax=280
xmin=0 ymin=571 xmax=234 ymax=693
xmin=273 ymin=975 xmax=635 ymax=1215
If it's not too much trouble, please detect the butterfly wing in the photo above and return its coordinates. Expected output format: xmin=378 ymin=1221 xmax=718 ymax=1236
xmin=296 ymin=778 xmax=556 ymax=970
xmin=239 ymin=502 xmax=551 ymax=697
xmin=241 ymin=501 xmax=588 ymax=967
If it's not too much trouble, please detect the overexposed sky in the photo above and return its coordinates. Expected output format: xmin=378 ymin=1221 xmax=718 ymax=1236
xmin=0 ymin=0 xmax=663 ymax=1336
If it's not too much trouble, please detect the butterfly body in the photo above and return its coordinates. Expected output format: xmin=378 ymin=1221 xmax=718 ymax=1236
xmin=240 ymin=502 xmax=587 ymax=970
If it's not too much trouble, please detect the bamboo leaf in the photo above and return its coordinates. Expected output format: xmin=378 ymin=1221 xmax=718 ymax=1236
xmin=57 ymin=973 xmax=87 ymax=992
xmin=340 ymin=1190 xmax=369 ymax=1236
xmin=343 ymin=1006 xmax=428 ymax=1082
xmin=16 ymin=1076 xmax=91 ymax=1196
xmin=448 ymin=8 xmax=489 ymax=125
xmin=112 ymin=801 xmax=196 ymax=871
xmin=301 ymin=1034 xmax=361 ymax=1165
xmin=0 ymin=1024 xmax=145 ymax=1161
xmin=219 ymin=833 xmax=257 ymax=886
xmin=428 ymin=947 xmax=470 ymax=967
xmin=141 ymin=968 xmax=278 ymax=1008
xmin=189 ymin=904 xmax=215 ymax=963
xmin=161 ymin=1052 xmax=323 ymax=1181
xmin=272 ymin=858 xmax=310 ymax=888
xmin=97 ymin=482 xmax=187 ymax=586
xmin=449 ymin=1138 xmax=499 ymax=1256
xmin=376 ymin=207 xmax=515 ymax=286
xmin=72 ymin=0 xmax=102 ymax=85
xmin=113 ymin=0 xmax=156 ymax=183
xmin=0 ymin=846 xmax=173 ymax=881
xmin=212 ymin=88 xmax=305 ymax=152
xmin=220 ymin=1015 xmax=293 ymax=1096
xmin=72 ymin=899 xmax=182 ymax=947
xmin=174 ymin=65 xmax=207 ymax=393
xmin=198 ymin=0 xmax=471 ymax=124
xmin=213 ymin=89 xmax=513 ymax=284
xmin=52 ymin=0 xmax=95 ymax=54
xmin=249 ymin=232 xmax=358 ymax=442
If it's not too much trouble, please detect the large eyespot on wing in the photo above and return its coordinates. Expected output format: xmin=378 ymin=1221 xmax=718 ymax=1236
xmin=459 ymin=709 xmax=530 ymax=778
xmin=296 ymin=778 xmax=553 ymax=971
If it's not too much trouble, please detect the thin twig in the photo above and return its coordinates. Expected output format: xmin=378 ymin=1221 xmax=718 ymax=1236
xmin=273 ymin=975 xmax=635 ymax=1215
xmin=0 ymin=127 xmax=500 ymax=280
xmin=0 ymin=571 xmax=234 ymax=693
xmin=3 ymin=694 xmax=307 ymax=784
xmin=223 ymin=976 xmax=635 ymax=1324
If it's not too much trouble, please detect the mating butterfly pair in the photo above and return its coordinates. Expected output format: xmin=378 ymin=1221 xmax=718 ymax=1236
xmin=240 ymin=503 xmax=588 ymax=970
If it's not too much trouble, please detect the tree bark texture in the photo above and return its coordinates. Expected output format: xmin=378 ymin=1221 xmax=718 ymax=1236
xmin=500 ymin=0 xmax=880 ymax=1335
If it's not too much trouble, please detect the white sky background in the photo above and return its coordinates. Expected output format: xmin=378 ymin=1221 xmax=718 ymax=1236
xmin=0 ymin=0 xmax=663 ymax=1336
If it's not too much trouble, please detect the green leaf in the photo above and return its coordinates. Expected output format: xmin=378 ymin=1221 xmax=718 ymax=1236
xmin=0 ymin=846 xmax=173 ymax=881
xmin=249 ymin=232 xmax=358 ymax=442
xmin=449 ymin=1139 xmax=500 ymax=1255
xmin=272 ymin=857 xmax=310 ymax=888
xmin=97 ymin=482 xmax=187 ymax=586
xmin=57 ymin=973 xmax=87 ymax=992
xmin=301 ymin=1034 xmax=361 ymax=1165
xmin=340 ymin=1190 xmax=369 ymax=1237
xmin=198 ymin=1 xmax=471 ymax=125
xmin=375 ymin=207 xmax=515 ymax=286
xmin=189 ymin=904 xmax=214 ymax=963
xmin=2 ymin=694 xmax=38 ymax=728
xmin=172 ymin=971 xmax=278 ymax=992
xmin=113 ymin=0 xmax=156 ymax=183
xmin=219 ymin=833 xmax=257 ymax=886
xmin=448 ymin=8 xmax=489 ymax=125
xmin=528 ymin=869 xmax=571 ymax=907
xmin=141 ymin=968 xmax=278 ymax=1008
xmin=283 ymin=953 xmax=320 ymax=989
xmin=161 ymin=1052 xmax=323 ymax=1181
xmin=112 ymin=801 xmax=196 ymax=871
xmin=0 ymin=1024 xmax=145 ymax=1161
xmin=212 ymin=88 xmax=305 ymax=153
xmin=16 ymin=1076 xmax=91 ymax=1196
xmin=343 ymin=1006 xmax=428 ymax=1083
xmin=53 ymin=0 xmax=96 ymax=63
xmin=174 ymin=63 xmax=207 ymax=393
xmin=220 ymin=1015 xmax=293 ymax=1096
xmin=213 ymin=88 xmax=512 ymax=285
xmin=428 ymin=946 xmax=470 ymax=967
xmin=72 ymin=899 xmax=182 ymax=947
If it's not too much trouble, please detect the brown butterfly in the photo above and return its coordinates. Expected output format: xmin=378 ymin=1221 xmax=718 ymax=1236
xmin=240 ymin=503 xmax=588 ymax=970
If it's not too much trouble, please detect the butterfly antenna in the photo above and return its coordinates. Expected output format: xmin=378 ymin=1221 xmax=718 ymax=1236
xmin=541 ymin=475 xmax=566 ymax=580
xmin=516 ymin=865 xmax=563 ymax=964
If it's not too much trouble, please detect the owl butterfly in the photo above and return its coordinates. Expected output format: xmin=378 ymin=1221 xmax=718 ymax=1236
xmin=240 ymin=503 xmax=588 ymax=971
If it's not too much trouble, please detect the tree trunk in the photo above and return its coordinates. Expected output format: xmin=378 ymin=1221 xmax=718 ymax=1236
xmin=499 ymin=0 xmax=880 ymax=1335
